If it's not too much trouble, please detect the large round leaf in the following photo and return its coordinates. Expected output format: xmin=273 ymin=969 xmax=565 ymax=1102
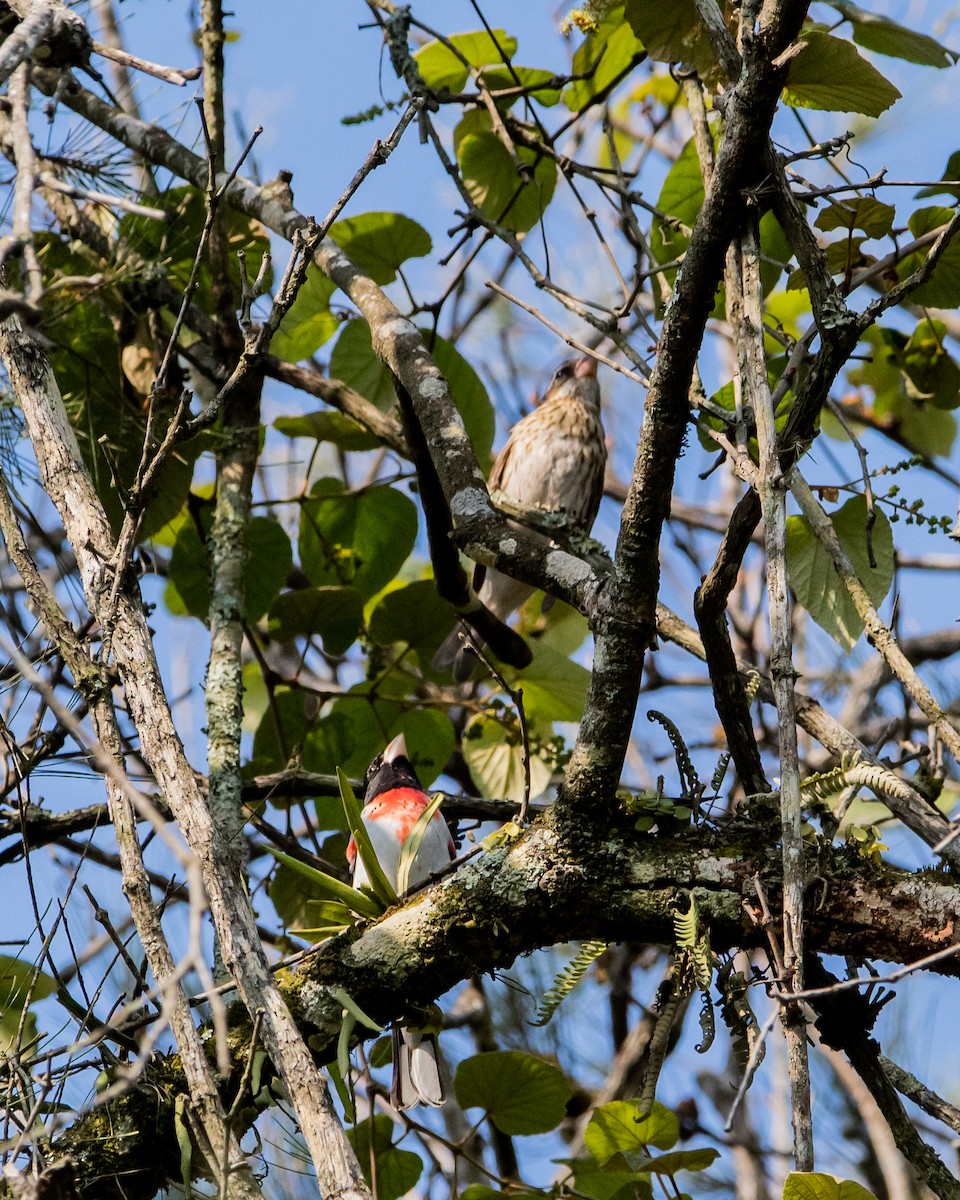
xmin=368 ymin=579 xmax=458 ymax=675
xmin=346 ymin=1115 xmax=423 ymax=1200
xmin=329 ymin=211 xmax=431 ymax=285
xmin=269 ymin=266 xmax=339 ymax=362
xmin=415 ymin=30 xmax=518 ymax=92
xmin=462 ymin=713 xmax=553 ymax=802
xmin=299 ymin=477 xmax=418 ymax=601
xmin=785 ymin=495 xmax=893 ymax=651
xmin=329 ymin=319 xmax=494 ymax=459
xmin=584 ymin=1101 xmax=679 ymax=1162
xmin=782 ymin=1174 xmax=878 ymax=1200
xmin=455 ymin=1051 xmax=572 ymax=1135
xmin=783 ymin=32 xmax=901 ymax=116
xmin=267 ymin=586 xmax=363 ymax=656
xmin=167 ymin=513 xmax=292 ymax=623
xmin=453 ymin=110 xmax=557 ymax=234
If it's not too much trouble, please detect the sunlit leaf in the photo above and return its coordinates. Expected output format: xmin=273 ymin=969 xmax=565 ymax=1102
xmin=565 ymin=6 xmax=645 ymax=112
xmin=782 ymin=1173 xmax=878 ymax=1200
xmin=329 ymin=211 xmax=431 ymax=285
xmin=454 ymin=109 xmax=558 ymax=234
xmin=784 ymin=32 xmax=901 ymax=116
xmin=584 ymin=1100 xmax=679 ymax=1162
xmin=786 ymin=495 xmax=893 ymax=651
xmin=415 ymin=30 xmax=518 ymax=92
xmin=462 ymin=713 xmax=553 ymax=802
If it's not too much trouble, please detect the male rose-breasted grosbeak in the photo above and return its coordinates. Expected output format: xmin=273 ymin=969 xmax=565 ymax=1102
xmin=346 ymin=733 xmax=455 ymax=1108
xmin=434 ymin=355 xmax=606 ymax=682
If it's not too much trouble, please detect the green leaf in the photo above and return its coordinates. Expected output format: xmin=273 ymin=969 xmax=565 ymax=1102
xmin=519 ymin=598 xmax=590 ymax=657
xmin=784 ymin=32 xmax=901 ymax=116
xmin=368 ymin=579 xmax=459 ymax=674
xmin=584 ymin=1101 xmax=679 ymax=1162
xmin=329 ymin=318 xmax=399 ymax=410
xmin=650 ymin=134 xmax=707 ymax=268
xmin=250 ymin=686 xmax=308 ymax=775
xmin=263 ymin=846 xmax=381 ymax=920
xmin=462 ymin=713 xmax=553 ymax=803
xmin=338 ymin=767 xmax=398 ymax=908
xmin=623 ymin=1148 xmax=720 ymax=1174
xmin=897 ymin=207 xmax=960 ymax=308
xmin=901 ymin=319 xmax=960 ymax=410
xmin=566 ymin=1157 xmax=654 ymax=1200
xmin=624 ymin=0 xmax=717 ymax=78
xmin=329 ymin=211 xmax=432 ymax=285
xmin=166 ymin=512 xmax=291 ymax=623
xmin=475 ymin=65 xmax=562 ymax=107
xmin=454 ymin=1051 xmax=572 ymax=1134
xmin=846 ymin=326 xmax=959 ymax=456
xmin=0 ymin=955 xmax=57 ymax=1055
xmin=565 ymin=7 xmax=645 ymax=112
xmin=269 ymin=266 xmax=339 ymax=362
xmin=786 ymin=495 xmax=894 ymax=651
xmin=782 ymin=1173 xmax=878 ymax=1200
xmin=267 ymin=587 xmax=364 ymax=656
xmin=274 ymin=411 xmax=380 ymax=452
xmin=814 ymin=198 xmax=895 ymax=239
xmin=329 ymin=320 xmax=494 ymax=458
xmin=504 ymin=643 xmax=590 ymax=724
xmin=415 ymin=30 xmax=518 ymax=92
xmin=454 ymin=109 xmax=558 ymax=234
xmin=829 ymin=1 xmax=956 ymax=68
xmin=916 ymin=151 xmax=960 ymax=201
xmin=299 ymin=477 xmax=418 ymax=601
xmin=244 ymin=518 xmax=294 ymax=622
xmin=884 ymin=395 xmax=956 ymax=457
xmin=347 ymin=1115 xmax=424 ymax=1200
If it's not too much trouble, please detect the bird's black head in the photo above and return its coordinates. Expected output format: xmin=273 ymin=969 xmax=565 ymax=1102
xmin=363 ymin=732 xmax=422 ymax=803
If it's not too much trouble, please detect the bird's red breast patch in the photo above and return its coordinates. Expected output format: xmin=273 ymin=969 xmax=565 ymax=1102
xmin=346 ymin=787 xmax=454 ymax=865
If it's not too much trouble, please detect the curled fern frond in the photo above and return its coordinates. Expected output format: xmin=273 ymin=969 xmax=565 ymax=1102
xmin=710 ymin=751 xmax=732 ymax=795
xmin=696 ymin=990 xmax=716 ymax=1053
xmin=743 ymin=670 xmax=762 ymax=703
xmin=647 ymin=710 xmax=700 ymax=797
xmin=531 ymin=940 xmax=607 ymax=1027
xmin=673 ymin=895 xmax=700 ymax=949
xmin=717 ymin=960 xmax=764 ymax=1074
xmin=846 ymin=760 xmax=920 ymax=803
xmin=801 ymin=752 xmax=916 ymax=807
xmin=800 ymin=752 xmax=861 ymax=804
xmin=640 ymin=974 xmax=680 ymax=1117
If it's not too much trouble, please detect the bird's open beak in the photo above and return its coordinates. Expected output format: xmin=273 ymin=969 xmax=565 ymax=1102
xmin=574 ymin=356 xmax=598 ymax=380
xmin=382 ymin=732 xmax=408 ymax=763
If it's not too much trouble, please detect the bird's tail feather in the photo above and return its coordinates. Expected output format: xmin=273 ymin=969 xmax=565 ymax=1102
xmin=432 ymin=624 xmax=481 ymax=682
xmin=391 ymin=1026 xmax=444 ymax=1109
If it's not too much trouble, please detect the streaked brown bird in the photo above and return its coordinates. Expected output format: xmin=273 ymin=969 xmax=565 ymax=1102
xmin=434 ymin=355 xmax=606 ymax=682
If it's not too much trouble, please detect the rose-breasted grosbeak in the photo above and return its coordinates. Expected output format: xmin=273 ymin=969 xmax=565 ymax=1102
xmin=346 ymin=733 xmax=455 ymax=1108
xmin=434 ymin=355 xmax=606 ymax=682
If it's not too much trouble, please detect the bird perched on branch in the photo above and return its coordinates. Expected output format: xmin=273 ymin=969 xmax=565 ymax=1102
xmin=434 ymin=355 xmax=607 ymax=682
xmin=347 ymin=733 xmax=455 ymax=1108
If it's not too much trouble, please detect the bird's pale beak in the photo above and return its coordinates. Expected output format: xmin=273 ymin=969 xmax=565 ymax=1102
xmin=382 ymin=732 xmax=408 ymax=763
xmin=574 ymin=356 xmax=598 ymax=380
